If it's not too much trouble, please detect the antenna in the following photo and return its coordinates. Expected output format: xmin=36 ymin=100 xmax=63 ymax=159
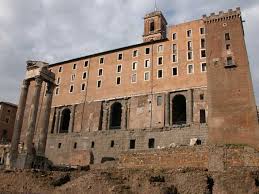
xmin=154 ymin=0 xmax=158 ymax=11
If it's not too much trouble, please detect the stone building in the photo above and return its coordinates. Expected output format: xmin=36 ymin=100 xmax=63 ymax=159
xmin=10 ymin=7 xmax=259 ymax=168
xmin=0 ymin=102 xmax=17 ymax=143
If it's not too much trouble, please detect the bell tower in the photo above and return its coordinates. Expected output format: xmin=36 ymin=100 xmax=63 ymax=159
xmin=143 ymin=11 xmax=167 ymax=42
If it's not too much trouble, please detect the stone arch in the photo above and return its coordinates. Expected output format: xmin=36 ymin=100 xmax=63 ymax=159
xmin=60 ymin=108 xmax=71 ymax=133
xmin=172 ymin=94 xmax=187 ymax=124
xmin=110 ymin=102 xmax=122 ymax=129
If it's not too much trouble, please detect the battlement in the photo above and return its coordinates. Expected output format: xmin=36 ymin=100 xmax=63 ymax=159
xmin=202 ymin=7 xmax=241 ymax=23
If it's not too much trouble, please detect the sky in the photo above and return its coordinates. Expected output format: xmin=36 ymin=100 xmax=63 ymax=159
xmin=0 ymin=0 xmax=259 ymax=104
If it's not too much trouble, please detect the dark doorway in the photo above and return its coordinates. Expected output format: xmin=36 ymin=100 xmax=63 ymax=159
xmin=110 ymin=102 xmax=122 ymax=129
xmin=172 ymin=95 xmax=187 ymax=124
xmin=60 ymin=108 xmax=70 ymax=133
xmin=1 ymin=130 xmax=8 ymax=143
xmin=200 ymin=109 xmax=206 ymax=124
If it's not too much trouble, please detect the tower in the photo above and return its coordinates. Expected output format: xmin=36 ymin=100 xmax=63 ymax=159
xmin=204 ymin=8 xmax=259 ymax=149
xmin=143 ymin=11 xmax=167 ymax=42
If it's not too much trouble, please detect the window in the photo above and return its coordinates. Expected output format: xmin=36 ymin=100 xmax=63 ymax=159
xmin=187 ymin=51 xmax=193 ymax=60
xmin=98 ymin=68 xmax=103 ymax=76
xmin=74 ymin=142 xmax=77 ymax=149
xmin=225 ymin=33 xmax=230 ymax=41
xmin=200 ymin=27 xmax=205 ymax=35
xmin=200 ymin=109 xmax=206 ymax=124
xmin=157 ymin=96 xmax=162 ymax=106
xmin=131 ymin=74 xmax=137 ymax=83
xmin=5 ymin=118 xmax=9 ymax=123
xmin=81 ymin=83 xmax=86 ymax=91
xmin=200 ymin=94 xmax=204 ymax=100
xmin=99 ymin=57 xmax=104 ymax=64
xmin=145 ymin=47 xmax=150 ymax=55
xmin=144 ymin=59 xmax=150 ymax=68
xmin=187 ymin=29 xmax=192 ymax=37
xmin=55 ymin=87 xmax=59 ymax=95
xmin=187 ymin=41 xmax=192 ymax=51
xmin=71 ymin=74 xmax=76 ymax=82
xmin=118 ymin=53 xmax=123 ymax=60
xmin=172 ymin=54 xmax=177 ymax=63
xmin=172 ymin=67 xmax=178 ymax=76
xmin=150 ymin=19 xmax=155 ymax=32
xmin=117 ymin=65 xmax=122 ymax=73
xmin=157 ymin=57 xmax=163 ymax=65
xmin=58 ymin=143 xmax=61 ymax=149
xmin=201 ymin=39 xmax=205 ymax=49
xmin=172 ymin=33 xmax=177 ymax=40
xmin=187 ymin=64 xmax=194 ymax=74
xmin=129 ymin=139 xmax=135 ymax=149
xmin=97 ymin=80 xmax=102 ymax=88
xmin=69 ymin=85 xmax=74 ymax=93
xmin=58 ymin=66 xmax=63 ymax=73
xmin=84 ymin=60 xmax=89 ymax=67
xmin=133 ymin=50 xmax=138 ymax=57
xmin=116 ymin=77 xmax=121 ymax=85
xmin=201 ymin=63 xmax=207 ymax=72
xmin=56 ymin=77 xmax=61 ymax=85
xmin=157 ymin=69 xmax=163 ymax=79
xmin=132 ymin=62 xmax=138 ymax=70
xmin=148 ymin=138 xmax=155 ymax=148
xmin=227 ymin=56 xmax=233 ymax=66
xmin=111 ymin=140 xmax=114 ymax=148
xmin=226 ymin=44 xmax=231 ymax=50
xmin=144 ymin=71 xmax=150 ymax=81
xmin=172 ymin=44 xmax=177 ymax=54
xmin=82 ymin=72 xmax=87 ymax=79
xmin=201 ymin=50 xmax=206 ymax=58
xmin=73 ymin=64 xmax=77 ymax=70
xmin=91 ymin=141 xmax=95 ymax=148
xmin=158 ymin=45 xmax=163 ymax=53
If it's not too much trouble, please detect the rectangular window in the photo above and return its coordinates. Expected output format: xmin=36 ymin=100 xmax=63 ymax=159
xmin=81 ymin=83 xmax=86 ymax=91
xmin=131 ymin=73 xmax=137 ymax=83
xmin=132 ymin=62 xmax=138 ymax=70
xmin=148 ymin=138 xmax=155 ymax=148
xmin=200 ymin=27 xmax=205 ymax=35
xmin=225 ymin=33 xmax=230 ymax=41
xmin=187 ymin=29 xmax=192 ymax=37
xmin=172 ymin=44 xmax=177 ymax=54
xmin=187 ymin=64 xmax=194 ymax=74
xmin=201 ymin=63 xmax=207 ymax=72
xmin=82 ymin=72 xmax=87 ymax=79
xmin=97 ymin=80 xmax=102 ymax=88
xmin=200 ymin=94 xmax=204 ymax=100
xmin=200 ymin=109 xmax=206 ymax=124
xmin=91 ymin=141 xmax=95 ymax=148
xmin=133 ymin=50 xmax=138 ymax=57
xmin=172 ymin=54 xmax=177 ymax=63
xmin=84 ymin=60 xmax=89 ymax=67
xmin=157 ymin=69 xmax=163 ymax=79
xmin=157 ymin=56 xmax=163 ymax=65
xmin=55 ymin=87 xmax=59 ymax=95
xmin=158 ymin=45 xmax=163 ymax=53
xmin=144 ymin=71 xmax=150 ymax=81
xmin=201 ymin=39 xmax=205 ymax=49
xmin=116 ymin=77 xmax=121 ymax=85
xmin=58 ymin=143 xmax=61 ymax=149
xmin=73 ymin=64 xmax=77 ymax=70
xmin=58 ymin=66 xmax=63 ymax=73
xmin=74 ymin=142 xmax=77 ymax=149
xmin=187 ymin=51 xmax=193 ymax=60
xmin=187 ymin=41 xmax=192 ymax=51
xmin=111 ymin=140 xmax=115 ymax=148
xmin=201 ymin=50 xmax=206 ymax=58
xmin=56 ymin=77 xmax=61 ymax=85
xmin=226 ymin=44 xmax=231 ymax=50
xmin=227 ymin=56 xmax=233 ymax=66
xmin=144 ymin=59 xmax=150 ymax=68
xmin=172 ymin=33 xmax=177 ymax=40
xmin=118 ymin=53 xmax=123 ymax=60
xmin=71 ymin=74 xmax=76 ymax=82
xmin=98 ymin=68 xmax=103 ymax=76
xmin=117 ymin=64 xmax=122 ymax=73
xmin=129 ymin=139 xmax=135 ymax=149
xmin=157 ymin=96 xmax=162 ymax=106
xmin=99 ymin=57 xmax=104 ymax=64
xmin=69 ymin=85 xmax=74 ymax=93
xmin=172 ymin=67 xmax=178 ymax=76
xmin=145 ymin=47 xmax=150 ymax=55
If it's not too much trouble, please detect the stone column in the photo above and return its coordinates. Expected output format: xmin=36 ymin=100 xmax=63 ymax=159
xmin=68 ymin=105 xmax=76 ymax=133
xmin=57 ymin=109 xmax=63 ymax=133
xmin=164 ymin=92 xmax=170 ymax=127
xmin=37 ymin=82 xmax=55 ymax=156
xmin=102 ymin=102 xmax=108 ymax=130
xmin=10 ymin=80 xmax=30 ymax=161
xmin=25 ymin=77 xmax=43 ymax=154
xmin=187 ymin=89 xmax=193 ymax=124
xmin=54 ymin=109 xmax=60 ymax=134
xmin=121 ymin=102 xmax=128 ymax=130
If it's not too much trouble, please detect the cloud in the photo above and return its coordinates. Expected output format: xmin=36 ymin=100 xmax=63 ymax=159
xmin=0 ymin=0 xmax=259 ymax=104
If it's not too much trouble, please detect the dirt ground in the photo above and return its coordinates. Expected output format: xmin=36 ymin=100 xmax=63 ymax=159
xmin=0 ymin=166 xmax=259 ymax=194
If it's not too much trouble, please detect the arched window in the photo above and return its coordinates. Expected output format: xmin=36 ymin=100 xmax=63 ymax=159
xmin=110 ymin=102 xmax=122 ymax=129
xmin=172 ymin=95 xmax=186 ymax=124
xmin=150 ymin=19 xmax=155 ymax=32
xmin=60 ymin=108 xmax=71 ymax=133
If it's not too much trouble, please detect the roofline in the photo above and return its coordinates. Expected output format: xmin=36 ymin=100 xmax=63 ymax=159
xmin=49 ymin=38 xmax=169 ymax=67
xmin=0 ymin=102 xmax=17 ymax=107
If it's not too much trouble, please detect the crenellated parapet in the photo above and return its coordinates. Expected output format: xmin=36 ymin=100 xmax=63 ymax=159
xmin=202 ymin=7 xmax=241 ymax=23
